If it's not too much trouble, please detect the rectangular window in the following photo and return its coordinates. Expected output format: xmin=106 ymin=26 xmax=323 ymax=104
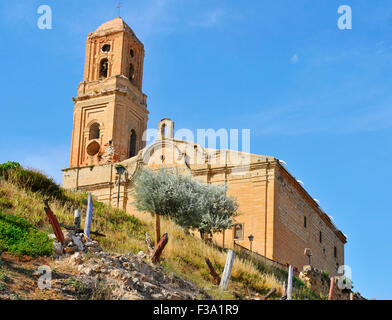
xmin=304 ymin=216 xmax=307 ymax=228
xmin=234 ymin=224 xmax=244 ymax=240
xmin=319 ymin=231 xmax=322 ymax=243
xmin=334 ymin=246 xmax=337 ymax=258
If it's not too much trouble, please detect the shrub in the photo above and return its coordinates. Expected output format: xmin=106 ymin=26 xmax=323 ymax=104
xmin=0 ymin=212 xmax=53 ymax=257
xmin=0 ymin=162 xmax=21 ymax=179
xmin=0 ymin=162 xmax=64 ymax=200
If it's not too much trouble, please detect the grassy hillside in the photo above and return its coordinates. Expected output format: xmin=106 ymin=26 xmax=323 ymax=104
xmin=0 ymin=164 xmax=319 ymax=300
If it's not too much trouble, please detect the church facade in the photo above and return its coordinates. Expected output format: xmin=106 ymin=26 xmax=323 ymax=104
xmin=62 ymin=17 xmax=346 ymax=275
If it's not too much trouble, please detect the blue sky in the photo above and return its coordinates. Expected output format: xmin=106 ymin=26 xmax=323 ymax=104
xmin=0 ymin=0 xmax=391 ymax=299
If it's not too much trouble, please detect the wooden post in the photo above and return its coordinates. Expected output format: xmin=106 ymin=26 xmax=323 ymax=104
xmin=43 ymin=200 xmax=65 ymax=244
xmin=329 ymin=277 xmax=335 ymax=300
xmin=287 ymin=265 xmax=293 ymax=300
xmin=220 ymin=250 xmax=235 ymax=291
xmin=74 ymin=209 xmax=81 ymax=229
xmin=84 ymin=193 xmax=93 ymax=238
xmin=151 ymin=233 xmax=168 ymax=264
xmin=282 ymin=281 xmax=287 ymax=299
xmin=155 ymin=213 xmax=161 ymax=246
xmin=205 ymin=258 xmax=221 ymax=285
xmin=262 ymin=288 xmax=277 ymax=300
xmin=246 ymin=286 xmax=252 ymax=299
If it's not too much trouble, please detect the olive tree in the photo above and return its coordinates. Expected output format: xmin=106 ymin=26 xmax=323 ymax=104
xmin=196 ymin=183 xmax=239 ymax=239
xmin=133 ymin=167 xmax=238 ymax=244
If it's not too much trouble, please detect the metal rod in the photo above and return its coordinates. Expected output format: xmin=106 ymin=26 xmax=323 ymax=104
xmin=117 ymin=172 xmax=121 ymax=208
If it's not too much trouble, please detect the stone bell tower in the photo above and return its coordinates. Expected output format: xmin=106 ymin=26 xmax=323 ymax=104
xmin=69 ymin=17 xmax=149 ymax=168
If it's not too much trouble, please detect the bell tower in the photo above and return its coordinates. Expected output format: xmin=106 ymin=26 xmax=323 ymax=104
xmin=69 ymin=17 xmax=149 ymax=168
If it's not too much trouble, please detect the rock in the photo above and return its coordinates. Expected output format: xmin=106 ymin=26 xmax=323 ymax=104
xmin=49 ymin=234 xmax=57 ymax=240
xmin=110 ymin=269 xmax=122 ymax=279
xmin=64 ymin=246 xmax=77 ymax=254
xmin=82 ymin=267 xmax=93 ymax=276
xmin=151 ymin=293 xmax=164 ymax=300
xmin=85 ymin=241 xmax=99 ymax=247
xmin=53 ymin=242 xmax=64 ymax=256
xmin=70 ymin=252 xmax=83 ymax=266
xmin=92 ymin=264 xmax=102 ymax=273
xmin=137 ymin=251 xmax=146 ymax=259
xmin=63 ymin=231 xmax=73 ymax=245
xmin=71 ymin=236 xmax=84 ymax=251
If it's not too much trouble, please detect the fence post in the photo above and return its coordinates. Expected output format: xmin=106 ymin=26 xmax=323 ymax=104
xmin=74 ymin=209 xmax=81 ymax=229
xmin=329 ymin=277 xmax=335 ymax=300
xmin=84 ymin=193 xmax=93 ymax=238
xmin=282 ymin=281 xmax=287 ymax=298
xmin=287 ymin=265 xmax=293 ymax=300
xmin=43 ymin=200 xmax=65 ymax=244
xmin=220 ymin=250 xmax=236 ymax=291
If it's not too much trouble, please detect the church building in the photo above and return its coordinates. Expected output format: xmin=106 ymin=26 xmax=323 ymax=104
xmin=62 ymin=17 xmax=347 ymax=275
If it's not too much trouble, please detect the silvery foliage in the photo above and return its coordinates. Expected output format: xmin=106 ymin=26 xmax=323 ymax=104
xmin=197 ymin=183 xmax=239 ymax=236
xmin=134 ymin=167 xmax=238 ymax=234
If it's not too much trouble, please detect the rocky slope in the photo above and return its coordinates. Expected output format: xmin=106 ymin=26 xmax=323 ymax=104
xmin=0 ymin=229 xmax=209 ymax=300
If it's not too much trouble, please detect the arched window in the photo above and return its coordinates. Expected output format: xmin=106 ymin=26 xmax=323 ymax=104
xmin=129 ymin=130 xmax=137 ymax=158
xmin=89 ymin=123 xmax=100 ymax=140
xmin=100 ymin=59 xmax=108 ymax=78
xmin=129 ymin=64 xmax=135 ymax=83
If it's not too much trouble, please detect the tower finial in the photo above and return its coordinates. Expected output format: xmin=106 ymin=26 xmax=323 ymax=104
xmin=116 ymin=0 xmax=121 ymax=17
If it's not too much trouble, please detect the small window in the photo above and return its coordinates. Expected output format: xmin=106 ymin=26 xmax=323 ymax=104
xmin=304 ymin=216 xmax=307 ymax=228
xmin=130 ymin=49 xmax=134 ymax=58
xmin=89 ymin=123 xmax=100 ymax=140
xmin=234 ymin=224 xmax=244 ymax=240
xmin=129 ymin=64 xmax=135 ymax=82
xmin=334 ymin=246 xmax=337 ymax=258
xmin=319 ymin=231 xmax=322 ymax=243
xmin=100 ymin=59 xmax=109 ymax=78
xmin=102 ymin=44 xmax=111 ymax=52
xmin=129 ymin=130 xmax=137 ymax=158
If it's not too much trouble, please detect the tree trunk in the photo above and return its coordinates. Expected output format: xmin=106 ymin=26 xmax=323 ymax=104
xmin=155 ymin=213 xmax=161 ymax=246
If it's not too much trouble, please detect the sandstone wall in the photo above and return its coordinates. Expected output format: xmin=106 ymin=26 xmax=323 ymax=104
xmin=273 ymin=166 xmax=345 ymax=276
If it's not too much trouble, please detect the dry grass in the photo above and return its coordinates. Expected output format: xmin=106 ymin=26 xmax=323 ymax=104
xmin=0 ymin=177 xmax=318 ymax=300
